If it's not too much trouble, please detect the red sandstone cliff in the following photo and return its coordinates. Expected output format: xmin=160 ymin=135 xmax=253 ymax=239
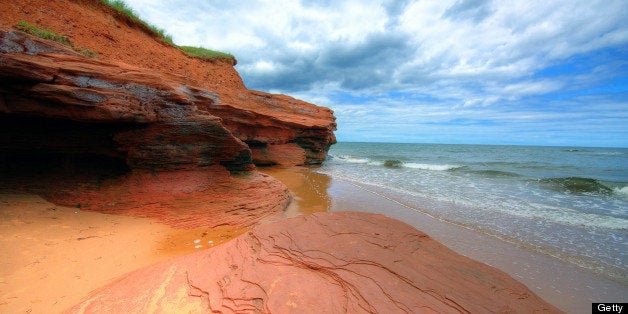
xmin=0 ymin=27 xmax=294 ymax=228
xmin=0 ymin=0 xmax=336 ymax=169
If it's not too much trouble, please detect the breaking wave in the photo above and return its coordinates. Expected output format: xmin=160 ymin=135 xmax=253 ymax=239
xmin=331 ymin=155 xmax=461 ymax=171
xmin=403 ymin=163 xmax=462 ymax=171
xmin=614 ymin=186 xmax=628 ymax=198
xmin=452 ymin=168 xmax=522 ymax=178
xmin=332 ymin=155 xmax=370 ymax=164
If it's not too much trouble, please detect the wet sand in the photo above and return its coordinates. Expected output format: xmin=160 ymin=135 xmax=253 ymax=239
xmin=0 ymin=194 xmax=246 ymax=313
xmin=259 ymin=166 xmax=331 ymax=217
xmin=323 ymin=172 xmax=626 ymax=313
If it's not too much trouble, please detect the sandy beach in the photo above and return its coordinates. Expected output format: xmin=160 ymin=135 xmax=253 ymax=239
xmin=0 ymin=166 xmax=623 ymax=312
xmin=0 ymin=167 xmax=321 ymax=312
xmin=0 ymin=194 xmax=246 ymax=313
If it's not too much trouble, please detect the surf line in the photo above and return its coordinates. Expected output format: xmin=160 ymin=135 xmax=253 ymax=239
xmin=338 ymin=177 xmax=527 ymax=248
xmin=339 ymin=179 xmax=469 ymax=227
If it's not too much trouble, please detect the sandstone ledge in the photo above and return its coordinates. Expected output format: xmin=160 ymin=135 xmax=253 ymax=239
xmin=70 ymin=211 xmax=560 ymax=313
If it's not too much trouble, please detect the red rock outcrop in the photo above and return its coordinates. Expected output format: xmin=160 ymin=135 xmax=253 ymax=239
xmin=251 ymin=143 xmax=307 ymax=167
xmin=69 ymin=212 xmax=560 ymax=313
xmin=0 ymin=29 xmax=253 ymax=171
xmin=0 ymin=28 xmax=296 ymax=228
xmin=0 ymin=0 xmax=335 ymax=231
xmin=43 ymin=168 xmax=290 ymax=229
xmin=0 ymin=0 xmax=337 ymax=166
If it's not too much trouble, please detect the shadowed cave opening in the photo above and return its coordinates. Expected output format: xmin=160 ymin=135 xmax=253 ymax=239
xmin=0 ymin=114 xmax=133 ymax=192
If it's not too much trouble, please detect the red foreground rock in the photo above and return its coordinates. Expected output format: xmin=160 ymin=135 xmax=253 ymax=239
xmin=69 ymin=212 xmax=560 ymax=313
xmin=43 ymin=168 xmax=290 ymax=229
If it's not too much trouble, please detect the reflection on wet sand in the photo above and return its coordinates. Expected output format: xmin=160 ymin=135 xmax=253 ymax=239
xmin=156 ymin=224 xmax=249 ymax=255
xmin=259 ymin=166 xmax=331 ymax=217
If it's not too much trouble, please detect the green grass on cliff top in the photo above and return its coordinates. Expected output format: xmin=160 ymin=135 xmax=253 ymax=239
xmin=178 ymin=46 xmax=237 ymax=65
xmin=99 ymin=0 xmax=174 ymax=45
xmin=99 ymin=0 xmax=235 ymax=64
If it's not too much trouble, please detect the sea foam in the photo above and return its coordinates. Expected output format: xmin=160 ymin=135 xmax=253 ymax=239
xmin=615 ymin=186 xmax=628 ymax=197
xmin=404 ymin=163 xmax=461 ymax=171
xmin=334 ymin=155 xmax=370 ymax=164
xmin=334 ymin=155 xmax=460 ymax=171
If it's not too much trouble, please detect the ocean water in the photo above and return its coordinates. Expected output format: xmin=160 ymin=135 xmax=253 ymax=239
xmin=316 ymin=142 xmax=628 ymax=282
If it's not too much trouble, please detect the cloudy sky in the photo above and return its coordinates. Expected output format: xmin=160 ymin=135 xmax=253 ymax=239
xmin=123 ymin=0 xmax=627 ymax=147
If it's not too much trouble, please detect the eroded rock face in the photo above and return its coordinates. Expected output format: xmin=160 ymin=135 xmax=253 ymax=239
xmin=0 ymin=28 xmax=302 ymax=227
xmin=206 ymin=91 xmax=337 ymax=165
xmin=251 ymin=143 xmax=307 ymax=167
xmin=1 ymin=0 xmax=337 ymax=166
xmin=70 ymin=212 xmax=561 ymax=313
xmin=0 ymin=25 xmax=336 ymax=171
xmin=0 ymin=29 xmax=252 ymax=171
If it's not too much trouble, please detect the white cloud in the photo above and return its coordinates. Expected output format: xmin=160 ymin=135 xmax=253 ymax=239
xmin=500 ymin=80 xmax=565 ymax=97
xmin=122 ymin=0 xmax=627 ymax=89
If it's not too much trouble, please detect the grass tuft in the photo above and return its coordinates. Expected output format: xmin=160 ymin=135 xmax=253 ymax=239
xmin=178 ymin=46 xmax=237 ymax=65
xmin=14 ymin=21 xmax=97 ymax=58
xmin=15 ymin=21 xmax=72 ymax=46
xmin=98 ymin=0 xmax=174 ymax=45
xmin=75 ymin=48 xmax=98 ymax=58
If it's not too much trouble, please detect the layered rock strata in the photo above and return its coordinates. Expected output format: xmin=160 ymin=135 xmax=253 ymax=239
xmin=0 ymin=29 xmax=252 ymax=171
xmin=70 ymin=212 xmax=561 ymax=313
xmin=0 ymin=0 xmax=337 ymax=166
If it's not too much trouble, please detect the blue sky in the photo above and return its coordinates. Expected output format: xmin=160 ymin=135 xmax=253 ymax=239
xmin=123 ymin=0 xmax=628 ymax=147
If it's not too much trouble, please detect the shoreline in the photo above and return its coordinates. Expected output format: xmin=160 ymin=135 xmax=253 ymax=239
xmin=266 ymin=167 xmax=626 ymax=313
xmin=322 ymin=171 xmax=627 ymax=313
